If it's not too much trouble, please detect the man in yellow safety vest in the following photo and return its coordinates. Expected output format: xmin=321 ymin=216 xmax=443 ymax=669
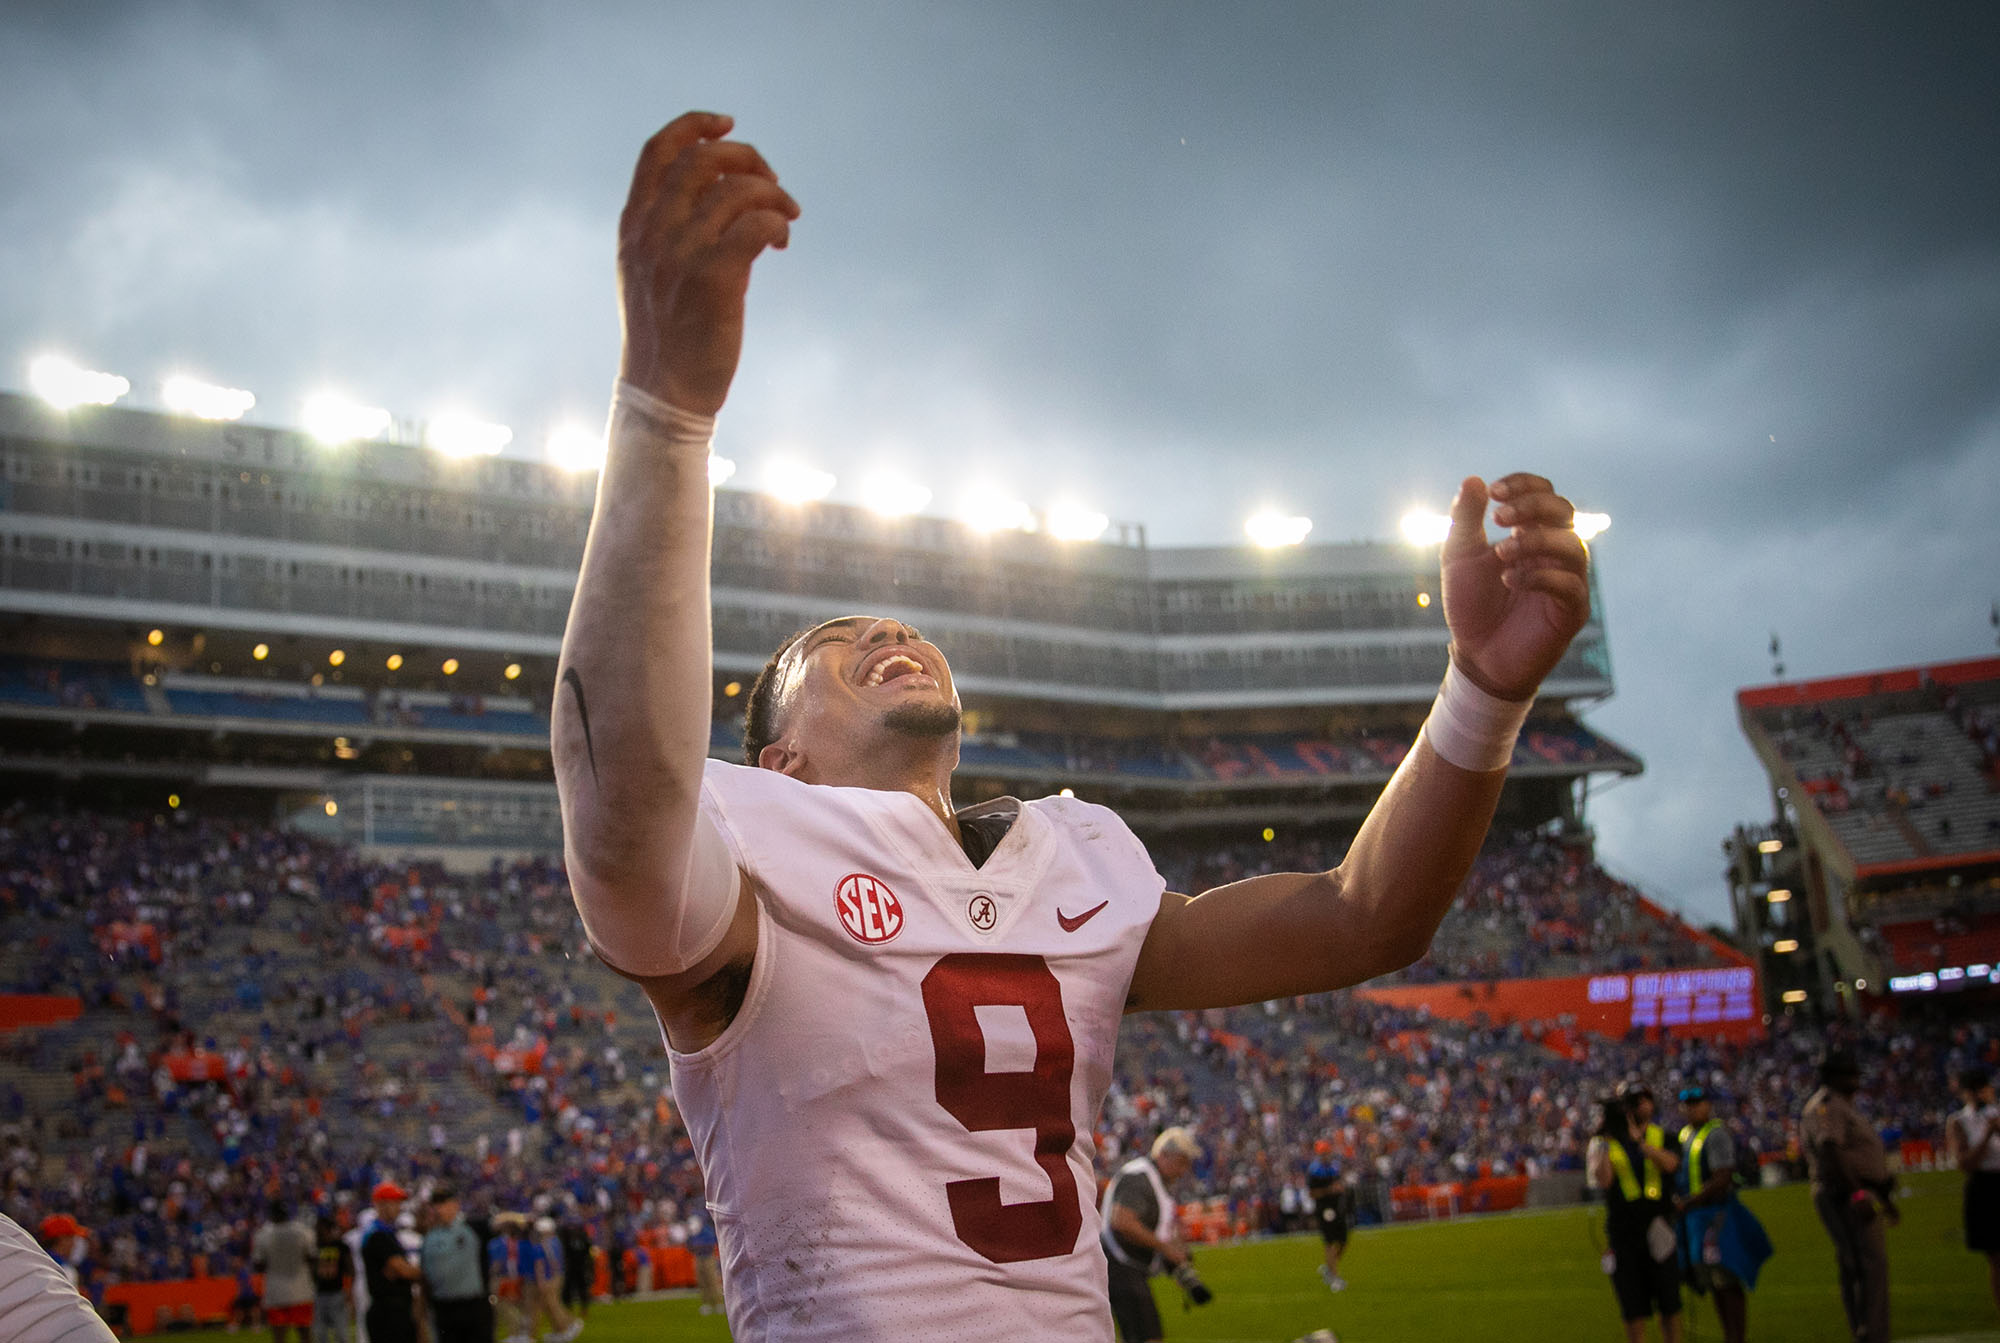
xmin=1675 ymin=1085 xmax=1772 ymax=1343
xmin=1589 ymin=1085 xmax=1685 ymax=1343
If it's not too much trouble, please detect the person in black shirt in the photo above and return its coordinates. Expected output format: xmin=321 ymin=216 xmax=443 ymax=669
xmin=1588 ymin=1093 xmax=1685 ymax=1343
xmin=559 ymin=1219 xmax=595 ymax=1319
xmin=359 ymin=1183 xmax=421 ymax=1343
xmin=309 ymin=1213 xmax=353 ymax=1343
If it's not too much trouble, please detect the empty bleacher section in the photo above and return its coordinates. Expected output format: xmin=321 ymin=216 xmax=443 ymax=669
xmin=1733 ymin=656 xmax=2000 ymax=1009
xmin=1740 ymin=657 xmax=2000 ymax=873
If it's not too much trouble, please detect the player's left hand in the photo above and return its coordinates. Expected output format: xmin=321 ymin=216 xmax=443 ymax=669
xmin=1440 ymin=473 xmax=1591 ymax=701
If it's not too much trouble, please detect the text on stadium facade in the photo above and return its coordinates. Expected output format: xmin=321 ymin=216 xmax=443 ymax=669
xmin=1587 ymin=967 xmax=1755 ymax=1026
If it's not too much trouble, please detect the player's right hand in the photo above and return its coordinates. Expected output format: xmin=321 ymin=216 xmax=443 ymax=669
xmin=617 ymin=111 xmax=800 ymax=416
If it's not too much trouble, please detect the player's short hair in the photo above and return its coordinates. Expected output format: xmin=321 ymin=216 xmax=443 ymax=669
xmin=742 ymin=627 xmax=814 ymax=766
xmin=1152 ymin=1127 xmax=1201 ymax=1162
xmin=1962 ymin=1068 xmax=1991 ymax=1094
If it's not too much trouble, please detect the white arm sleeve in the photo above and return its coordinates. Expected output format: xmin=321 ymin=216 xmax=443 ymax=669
xmin=0 ymin=1217 xmax=118 ymax=1343
xmin=560 ymin=382 xmax=742 ymax=978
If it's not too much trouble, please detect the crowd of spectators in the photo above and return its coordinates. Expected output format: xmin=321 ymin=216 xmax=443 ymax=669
xmin=1155 ymin=826 xmax=1730 ymax=983
xmin=0 ymin=800 xmax=1985 ymax=1312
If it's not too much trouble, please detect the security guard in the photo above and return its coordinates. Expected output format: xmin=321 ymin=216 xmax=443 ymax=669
xmin=1803 ymin=1049 xmax=1895 ymax=1343
xmin=1675 ymin=1086 xmax=1772 ymax=1343
xmin=1589 ymin=1085 xmax=1685 ymax=1343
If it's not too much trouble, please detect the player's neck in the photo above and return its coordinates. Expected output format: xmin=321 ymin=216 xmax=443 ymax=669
xmin=806 ymin=740 xmax=962 ymax=839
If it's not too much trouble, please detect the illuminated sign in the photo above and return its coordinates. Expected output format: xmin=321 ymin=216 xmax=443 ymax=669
xmin=1888 ymin=965 xmax=2000 ymax=993
xmin=1589 ymin=967 xmax=1756 ymax=1027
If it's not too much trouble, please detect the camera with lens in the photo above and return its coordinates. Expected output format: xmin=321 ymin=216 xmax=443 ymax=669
xmin=1171 ymin=1258 xmax=1213 ymax=1306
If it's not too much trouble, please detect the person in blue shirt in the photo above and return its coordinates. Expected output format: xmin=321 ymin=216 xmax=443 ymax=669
xmin=1306 ymin=1142 xmax=1355 ymax=1292
xmin=529 ymin=1216 xmax=581 ymax=1342
xmin=1674 ymin=1086 xmax=1772 ymax=1343
xmin=488 ymin=1214 xmax=530 ymax=1343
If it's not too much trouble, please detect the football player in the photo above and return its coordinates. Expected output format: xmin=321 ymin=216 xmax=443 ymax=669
xmin=556 ymin=110 xmax=1592 ymax=1341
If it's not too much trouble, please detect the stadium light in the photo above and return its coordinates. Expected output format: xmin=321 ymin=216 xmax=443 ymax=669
xmin=162 ymin=375 xmax=255 ymax=421
xmin=546 ymin=423 xmax=606 ymax=472
xmin=1781 ymin=989 xmax=1808 ymax=1004
xmin=328 ymin=649 xmax=345 ymax=667
xmin=1573 ymin=511 xmax=1611 ymax=541
xmin=1772 ymin=938 xmax=1799 ymax=954
xmin=861 ymin=472 xmax=932 ymax=518
xmin=1046 ymin=501 xmax=1109 ymax=543
xmin=386 ymin=654 xmax=403 ymax=670
xmin=708 ymin=453 xmax=737 ymax=488
xmin=1766 ymin=888 xmax=1791 ymax=904
xmin=146 ymin=629 xmax=164 ymax=647
xmin=961 ymin=490 xmax=1035 ymax=534
xmin=504 ymin=663 xmax=521 ymax=680
xmin=426 ymin=412 xmax=512 ymax=458
xmin=1399 ymin=509 xmax=1452 ymax=546
xmin=441 ymin=658 xmax=460 ymax=675
xmin=302 ymin=393 xmax=390 ymax=443
xmin=252 ymin=643 xmax=269 ymax=661
xmin=29 ymin=354 xmax=130 ymax=409
xmin=1244 ymin=511 xmax=1312 ymax=548
xmin=1757 ymin=838 xmax=1783 ymax=854
xmin=764 ymin=459 xmax=836 ymax=505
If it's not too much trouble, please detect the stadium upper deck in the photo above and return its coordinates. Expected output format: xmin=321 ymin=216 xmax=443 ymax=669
xmin=0 ymin=391 xmax=1613 ymax=710
xmin=1732 ymin=655 xmax=2000 ymax=1012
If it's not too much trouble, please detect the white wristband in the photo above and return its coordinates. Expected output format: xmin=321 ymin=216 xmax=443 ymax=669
xmin=1420 ymin=662 xmax=1531 ymax=773
xmin=612 ymin=380 xmax=717 ymax=449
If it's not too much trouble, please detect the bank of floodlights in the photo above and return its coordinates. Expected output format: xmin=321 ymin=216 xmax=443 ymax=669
xmin=162 ymin=375 xmax=256 ymax=422
xmin=860 ymin=472 xmax=932 ymax=518
xmin=1244 ymin=511 xmax=1313 ymax=548
xmin=426 ymin=412 xmax=512 ymax=458
xmin=28 ymin=354 xmax=130 ymax=410
xmin=961 ymin=492 xmax=1036 ymax=534
xmin=303 ymin=393 xmax=391 ymax=444
xmin=764 ymin=459 xmax=837 ymax=505
xmin=1401 ymin=505 xmax=1610 ymax=545
xmin=545 ymin=423 xmax=607 ymax=473
xmin=1045 ymin=501 xmax=1109 ymax=542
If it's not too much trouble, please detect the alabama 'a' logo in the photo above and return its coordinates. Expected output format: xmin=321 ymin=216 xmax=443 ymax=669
xmin=834 ymin=873 xmax=904 ymax=945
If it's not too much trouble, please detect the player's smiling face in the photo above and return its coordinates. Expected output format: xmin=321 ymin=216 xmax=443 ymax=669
xmin=763 ymin=615 xmax=962 ymax=777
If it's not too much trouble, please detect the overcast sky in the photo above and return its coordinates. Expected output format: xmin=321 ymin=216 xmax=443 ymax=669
xmin=3 ymin=2 xmax=1996 ymax=925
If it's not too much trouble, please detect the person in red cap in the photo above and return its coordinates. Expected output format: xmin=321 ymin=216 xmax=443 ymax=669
xmin=37 ymin=1214 xmax=88 ymax=1289
xmin=359 ymin=1183 xmax=421 ymax=1343
xmin=2 ymin=1211 xmax=115 ymax=1341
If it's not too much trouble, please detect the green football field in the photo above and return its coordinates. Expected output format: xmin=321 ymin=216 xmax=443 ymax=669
xmin=164 ymin=1171 xmax=1999 ymax=1341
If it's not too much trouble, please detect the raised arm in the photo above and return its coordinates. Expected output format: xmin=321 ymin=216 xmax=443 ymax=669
xmin=555 ymin=113 xmax=798 ymax=1033
xmin=1128 ymin=474 xmax=1590 ymax=1010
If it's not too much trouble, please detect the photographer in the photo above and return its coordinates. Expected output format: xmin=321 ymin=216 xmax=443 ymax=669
xmin=1101 ymin=1129 xmax=1207 ymax=1343
xmin=1587 ymin=1089 xmax=1685 ymax=1343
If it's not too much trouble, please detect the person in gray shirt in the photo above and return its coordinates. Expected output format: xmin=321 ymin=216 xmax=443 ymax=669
xmin=250 ymin=1202 xmax=317 ymax=1343
xmin=419 ymin=1187 xmax=493 ymax=1343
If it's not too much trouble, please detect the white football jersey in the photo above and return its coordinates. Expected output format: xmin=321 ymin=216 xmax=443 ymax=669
xmin=667 ymin=759 xmax=1165 ymax=1342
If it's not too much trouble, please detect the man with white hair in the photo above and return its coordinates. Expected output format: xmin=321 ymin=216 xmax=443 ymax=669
xmin=1100 ymin=1129 xmax=1204 ymax=1343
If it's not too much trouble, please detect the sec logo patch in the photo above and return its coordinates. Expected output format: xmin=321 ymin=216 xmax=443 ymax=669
xmin=834 ymin=873 xmax=904 ymax=945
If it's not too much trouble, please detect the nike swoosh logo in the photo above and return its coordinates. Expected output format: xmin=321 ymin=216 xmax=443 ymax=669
xmin=1056 ymin=901 xmax=1110 ymax=933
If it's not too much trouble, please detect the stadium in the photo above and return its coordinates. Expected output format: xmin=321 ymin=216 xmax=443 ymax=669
xmin=2 ymin=377 xmax=1995 ymax=1343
